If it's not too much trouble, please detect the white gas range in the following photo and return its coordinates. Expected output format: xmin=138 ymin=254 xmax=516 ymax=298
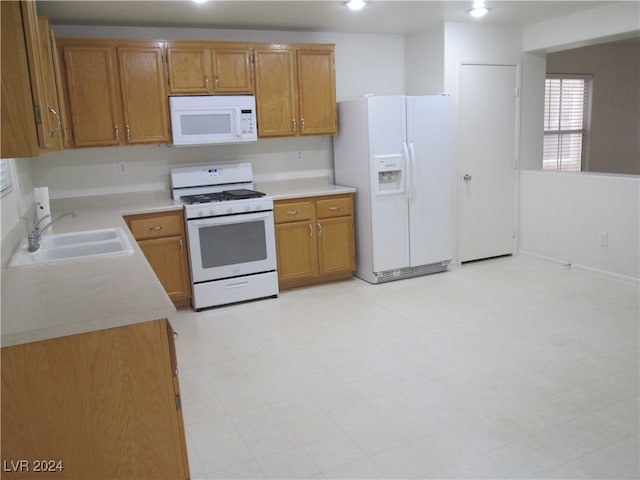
xmin=171 ymin=162 xmax=278 ymax=310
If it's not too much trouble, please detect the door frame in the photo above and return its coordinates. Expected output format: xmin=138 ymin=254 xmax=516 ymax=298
xmin=454 ymin=59 xmax=522 ymax=266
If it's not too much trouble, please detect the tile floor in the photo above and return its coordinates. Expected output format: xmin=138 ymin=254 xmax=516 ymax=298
xmin=171 ymin=255 xmax=639 ymax=479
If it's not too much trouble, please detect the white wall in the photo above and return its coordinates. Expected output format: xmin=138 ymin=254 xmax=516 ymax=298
xmin=519 ymin=170 xmax=639 ymax=280
xmin=30 ymin=26 xmax=405 ymax=199
xmin=546 ymin=42 xmax=640 ymax=175
xmin=523 ymin=2 xmax=640 ymax=53
xmin=405 ymin=26 xmax=444 ymax=95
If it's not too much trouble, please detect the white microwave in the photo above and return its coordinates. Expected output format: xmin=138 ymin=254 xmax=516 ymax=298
xmin=169 ymin=95 xmax=258 ymax=146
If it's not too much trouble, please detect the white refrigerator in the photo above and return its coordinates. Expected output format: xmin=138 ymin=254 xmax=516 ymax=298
xmin=333 ymin=95 xmax=452 ymax=283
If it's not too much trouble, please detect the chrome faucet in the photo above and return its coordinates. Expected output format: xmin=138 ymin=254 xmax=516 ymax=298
xmin=28 ymin=210 xmax=78 ymax=252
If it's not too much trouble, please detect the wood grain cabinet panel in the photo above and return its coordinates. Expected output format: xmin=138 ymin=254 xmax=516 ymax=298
xmin=117 ymin=45 xmax=171 ymax=144
xmin=37 ymin=16 xmax=65 ymax=150
xmin=254 ymin=43 xmax=336 ymax=138
xmin=1 ymin=319 xmax=190 ymax=479
xmin=0 ymin=1 xmax=39 ymax=158
xmin=59 ymin=39 xmax=170 ymax=148
xmin=274 ymin=194 xmax=355 ymax=289
xmin=166 ymin=41 xmax=253 ymax=94
xmin=125 ymin=210 xmax=191 ymax=307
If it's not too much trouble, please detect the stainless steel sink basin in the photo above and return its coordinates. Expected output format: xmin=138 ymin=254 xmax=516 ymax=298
xmin=10 ymin=228 xmax=134 ymax=266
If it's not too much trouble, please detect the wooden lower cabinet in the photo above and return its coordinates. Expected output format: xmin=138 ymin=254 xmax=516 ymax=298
xmin=274 ymin=194 xmax=355 ymax=289
xmin=125 ymin=210 xmax=191 ymax=308
xmin=1 ymin=319 xmax=190 ymax=479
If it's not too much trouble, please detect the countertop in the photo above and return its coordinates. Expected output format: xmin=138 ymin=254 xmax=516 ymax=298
xmin=0 ymin=180 xmax=355 ymax=348
xmin=1 ymin=193 xmax=182 ymax=348
xmin=256 ymin=177 xmax=356 ymax=200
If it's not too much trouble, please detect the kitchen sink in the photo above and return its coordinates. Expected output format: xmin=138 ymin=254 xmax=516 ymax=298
xmin=10 ymin=228 xmax=134 ymax=267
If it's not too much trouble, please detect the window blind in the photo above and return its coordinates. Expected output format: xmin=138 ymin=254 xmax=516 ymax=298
xmin=543 ymin=76 xmax=591 ymax=171
xmin=0 ymin=159 xmax=13 ymax=197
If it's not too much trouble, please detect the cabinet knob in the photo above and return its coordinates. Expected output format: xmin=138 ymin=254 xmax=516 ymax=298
xmin=292 ymin=118 xmax=297 ymax=133
xmin=287 ymin=210 xmax=298 ymax=215
xmin=328 ymin=206 xmax=340 ymax=211
xmin=301 ymin=118 xmax=305 ymax=133
xmin=309 ymin=223 xmax=313 ymax=237
xmin=204 ymin=75 xmax=209 ymax=89
xmin=150 ymin=225 xmax=164 ymax=231
xmin=317 ymin=222 xmax=323 ymax=236
xmin=114 ymin=125 xmax=120 ymax=141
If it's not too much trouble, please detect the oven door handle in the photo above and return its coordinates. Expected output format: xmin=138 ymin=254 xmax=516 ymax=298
xmin=188 ymin=211 xmax=273 ymax=227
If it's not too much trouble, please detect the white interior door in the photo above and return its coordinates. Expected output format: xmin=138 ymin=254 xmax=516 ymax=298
xmin=459 ymin=64 xmax=518 ymax=262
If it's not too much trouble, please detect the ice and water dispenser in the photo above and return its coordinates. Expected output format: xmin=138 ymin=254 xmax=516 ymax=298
xmin=374 ymin=154 xmax=405 ymax=194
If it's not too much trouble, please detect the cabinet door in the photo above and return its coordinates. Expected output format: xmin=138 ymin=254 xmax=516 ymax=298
xmin=317 ymin=216 xmax=355 ymax=276
xmin=275 ymin=220 xmax=317 ymax=283
xmin=212 ymin=45 xmax=252 ymax=93
xmin=20 ymin=0 xmax=51 ymax=150
xmin=296 ymin=47 xmax=337 ymax=136
xmin=166 ymin=45 xmax=212 ymax=93
xmin=117 ymin=44 xmax=170 ymax=144
xmin=0 ymin=1 xmax=39 ymax=158
xmin=254 ymin=46 xmax=298 ymax=137
xmin=139 ymin=236 xmax=191 ymax=304
xmin=36 ymin=16 xmax=63 ymax=150
xmin=1 ymin=319 xmax=190 ymax=479
xmin=62 ymin=43 xmax=122 ymax=147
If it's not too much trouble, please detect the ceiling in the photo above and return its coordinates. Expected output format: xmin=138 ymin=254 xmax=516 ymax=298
xmin=35 ymin=1 xmax=618 ymax=35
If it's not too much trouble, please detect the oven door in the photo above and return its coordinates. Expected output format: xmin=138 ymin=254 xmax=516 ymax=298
xmin=187 ymin=211 xmax=276 ymax=283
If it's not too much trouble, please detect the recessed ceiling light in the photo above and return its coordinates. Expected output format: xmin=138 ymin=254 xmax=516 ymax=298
xmin=192 ymin=0 xmax=208 ymax=4
xmin=346 ymin=0 xmax=367 ymax=11
xmin=469 ymin=6 xmax=490 ymax=18
xmin=468 ymin=0 xmax=490 ymax=18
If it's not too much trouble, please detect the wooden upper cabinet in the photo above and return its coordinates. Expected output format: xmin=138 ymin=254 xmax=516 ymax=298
xmin=37 ymin=16 xmax=65 ymax=150
xmin=62 ymin=42 xmax=122 ymax=147
xmin=296 ymin=47 xmax=337 ymax=136
xmin=166 ymin=44 xmax=212 ymax=93
xmin=253 ymin=45 xmax=298 ymax=137
xmin=254 ymin=43 xmax=336 ymax=138
xmin=0 ymin=1 xmax=39 ymax=158
xmin=59 ymin=39 xmax=169 ymax=148
xmin=166 ymin=41 xmax=252 ymax=94
xmin=211 ymin=44 xmax=252 ymax=93
xmin=19 ymin=0 xmax=51 ymax=151
xmin=117 ymin=44 xmax=170 ymax=144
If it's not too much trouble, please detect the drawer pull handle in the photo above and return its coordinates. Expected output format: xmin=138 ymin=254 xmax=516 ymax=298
xmin=150 ymin=226 xmax=164 ymax=231
xmin=328 ymin=206 xmax=340 ymax=211
xmin=287 ymin=210 xmax=298 ymax=215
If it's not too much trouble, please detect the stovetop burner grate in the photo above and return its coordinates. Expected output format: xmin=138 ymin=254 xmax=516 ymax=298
xmin=180 ymin=189 xmax=266 ymax=205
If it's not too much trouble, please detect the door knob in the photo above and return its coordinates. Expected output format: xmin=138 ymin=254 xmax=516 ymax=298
xmin=463 ymin=174 xmax=472 ymax=181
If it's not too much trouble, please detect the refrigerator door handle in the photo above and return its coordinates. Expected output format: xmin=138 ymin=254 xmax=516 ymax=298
xmin=403 ymin=142 xmax=411 ymax=199
xmin=408 ymin=141 xmax=417 ymax=202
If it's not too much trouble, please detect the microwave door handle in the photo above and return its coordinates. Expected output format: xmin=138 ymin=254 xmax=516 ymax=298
xmin=235 ymin=109 xmax=242 ymax=138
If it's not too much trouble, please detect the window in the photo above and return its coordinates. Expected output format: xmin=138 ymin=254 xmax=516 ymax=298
xmin=1 ymin=159 xmax=13 ymax=197
xmin=543 ymin=75 xmax=592 ymax=171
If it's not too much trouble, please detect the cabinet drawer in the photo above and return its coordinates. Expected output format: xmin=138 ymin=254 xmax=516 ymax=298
xmin=127 ymin=212 xmax=184 ymax=240
xmin=316 ymin=196 xmax=353 ymax=219
xmin=274 ymin=201 xmax=313 ymax=223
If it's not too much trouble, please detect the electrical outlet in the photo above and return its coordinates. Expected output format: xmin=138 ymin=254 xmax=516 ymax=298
xmin=599 ymin=231 xmax=608 ymax=246
xmin=118 ymin=162 xmax=127 ymax=176
xmin=296 ymin=150 xmax=303 ymax=161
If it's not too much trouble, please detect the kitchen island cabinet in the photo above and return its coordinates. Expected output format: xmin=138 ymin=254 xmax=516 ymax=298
xmin=1 ymin=318 xmax=190 ymax=479
xmin=125 ymin=210 xmax=191 ymax=308
xmin=59 ymin=38 xmax=170 ymax=147
xmin=274 ymin=193 xmax=354 ymax=289
xmin=253 ymin=43 xmax=336 ymax=138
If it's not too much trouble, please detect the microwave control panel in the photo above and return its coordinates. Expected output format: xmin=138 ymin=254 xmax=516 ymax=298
xmin=240 ymin=109 xmax=255 ymax=134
